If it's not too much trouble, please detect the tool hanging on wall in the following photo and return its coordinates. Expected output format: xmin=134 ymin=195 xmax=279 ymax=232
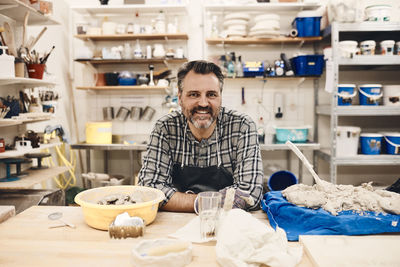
xmin=274 ymin=92 xmax=284 ymax=118
xmin=148 ymin=64 xmax=155 ymax=86
xmin=241 ymin=87 xmax=246 ymax=105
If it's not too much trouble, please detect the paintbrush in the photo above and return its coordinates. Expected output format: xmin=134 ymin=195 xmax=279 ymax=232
xmin=40 ymin=45 xmax=55 ymax=64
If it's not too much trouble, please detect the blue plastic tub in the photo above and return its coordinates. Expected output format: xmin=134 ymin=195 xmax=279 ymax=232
xmin=290 ymin=55 xmax=324 ymax=76
xmin=337 ymin=84 xmax=356 ymax=106
xmin=268 ymin=170 xmax=298 ymax=191
xmin=294 ymin=16 xmax=321 ymax=37
xmin=275 ymin=126 xmax=310 ymax=143
xmin=360 ymin=133 xmax=383 ymax=155
xmin=118 ymin=77 xmax=137 ymax=86
xmin=383 ymin=133 xmax=400 ymax=155
xmin=359 ymin=84 xmax=382 ymax=105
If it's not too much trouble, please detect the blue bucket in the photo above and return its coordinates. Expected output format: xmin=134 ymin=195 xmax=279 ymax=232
xmin=359 ymin=84 xmax=382 ymax=105
xmin=268 ymin=170 xmax=298 ymax=191
xmin=294 ymin=16 xmax=322 ymax=37
xmin=360 ymin=133 xmax=383 ymax=155
xmin=337 ymin=84 xmax=356 ymax=106
xmin=383 ymin=133 xmax=400 ymax=155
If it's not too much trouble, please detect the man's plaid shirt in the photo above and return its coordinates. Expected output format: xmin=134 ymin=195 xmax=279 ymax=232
xmin=138 ymin=107 xmax=264 ymax=210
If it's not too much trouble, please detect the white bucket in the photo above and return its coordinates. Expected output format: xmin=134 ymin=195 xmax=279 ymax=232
xmin=396 ymin=41 xmax=400 ymax=55
xmin=360 ymin=40 xmax=376 ymax=55
xmin=339 ymin=40 xmax=358 ymax=58
xmin=380 ymin=40 xmax=395 ymax=55
xmin=383 ymin=85 xmax=400 ymax=106
xmin=336 ymin=126 xmax=361 ymax=156
xmin=365 ymin=5 xmax=391 ymax=22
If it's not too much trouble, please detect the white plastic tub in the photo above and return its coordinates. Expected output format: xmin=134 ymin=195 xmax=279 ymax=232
xmin=380 ymin=40 xmax=395 ymax=55
xmin=360 ymin=40 xmax=376 ymax=55
xmin=383 ymin=85 xmax=400 ymax=106
xmin=365 ymin=5 xmax=391 ymax=22
xmin=336 ymin=126 xmax=361 ymax=156
xmin=339 ymin=41 xmax=358 ymax=58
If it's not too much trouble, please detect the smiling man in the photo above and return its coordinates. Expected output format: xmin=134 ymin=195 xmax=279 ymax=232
xmin=138 ymin=60 xmax=263 ymax=212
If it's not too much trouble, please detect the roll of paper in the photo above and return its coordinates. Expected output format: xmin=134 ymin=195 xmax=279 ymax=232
xmin=289 ymin=29 xmax=298 ymax=37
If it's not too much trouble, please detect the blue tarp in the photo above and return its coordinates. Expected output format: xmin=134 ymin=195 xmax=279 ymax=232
xmin=261 ymin=191 xmax=400 ymax=241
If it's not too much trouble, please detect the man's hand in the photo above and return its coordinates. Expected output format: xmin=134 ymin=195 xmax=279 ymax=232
xmin=219 ymin=188 xmax=254 ymax=210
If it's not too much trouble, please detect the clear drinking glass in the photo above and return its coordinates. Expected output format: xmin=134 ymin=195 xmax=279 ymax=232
xmin=198 ymin=191 xmax=221 ymax=240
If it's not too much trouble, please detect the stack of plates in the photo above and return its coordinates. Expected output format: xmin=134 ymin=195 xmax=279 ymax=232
xmin=223 ymin=12 xmax=250 ymax=38
xmin=249 ymin=13 xmax=281 ymax=38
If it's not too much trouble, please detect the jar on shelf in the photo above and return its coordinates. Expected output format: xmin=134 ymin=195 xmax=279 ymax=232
xmin=76 ymin=21 xmax=89 ymax=34
xmin=153 ymin=44 xmax=165 ymax=58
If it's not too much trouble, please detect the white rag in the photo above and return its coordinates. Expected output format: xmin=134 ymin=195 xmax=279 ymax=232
xmin=216 ymin=209 xmax=303 ymax=267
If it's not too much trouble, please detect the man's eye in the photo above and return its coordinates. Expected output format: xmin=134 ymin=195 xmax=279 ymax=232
xmin=207 ymin=92 xmax=218 ymax=97
xmin=188 ymin=92 xmax=199 ymax=97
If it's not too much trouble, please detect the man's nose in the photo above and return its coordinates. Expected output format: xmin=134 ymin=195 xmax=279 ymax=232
xmin=198 ymin=94 xmax=209 ymax=106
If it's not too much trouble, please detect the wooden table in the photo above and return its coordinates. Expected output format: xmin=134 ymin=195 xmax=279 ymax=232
xmin=0 ymin=206 xmax=312 ymax=267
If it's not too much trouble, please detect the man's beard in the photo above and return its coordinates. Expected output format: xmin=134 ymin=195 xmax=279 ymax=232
xmin=188 ymin=106 xmax=218 ymax=129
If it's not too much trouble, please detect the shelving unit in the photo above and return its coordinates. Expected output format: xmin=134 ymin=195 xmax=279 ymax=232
xmin=0 ymin=166 xmax=69 ymax=189
xmin=0 ymin=2 xmax=69 ymax=190
xmin=206 ymin=36 xmax=322 ymax=45
xmin=76 ymin=85 xmax=167 ymax=90
xmin=204 ymin=3 xmax=321 ymax=12
xmin=75 ymin=33 xmax=188 ymax=41
xmin=0 ymin=142 xmax=62 ymax=159
xmin=0 ymin=0 xmax=59 ymax=25
xmin=74 ymin=58 xmax=187 ymax=65
xmin=71 ymin=4 xmax=187 ymax=14
xmin=315 ymin=22 xmax=400 ymax=184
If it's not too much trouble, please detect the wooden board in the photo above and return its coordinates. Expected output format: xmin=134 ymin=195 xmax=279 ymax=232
xmin=0 ymin=166 xmax=69 ymax=189
xmin=0 ymin=207 xmax=312 ymax=267
xmin=0 ymin=205 xmax=15 ymax=223
xmin=300 ymin=235 xmax=400 ymax=267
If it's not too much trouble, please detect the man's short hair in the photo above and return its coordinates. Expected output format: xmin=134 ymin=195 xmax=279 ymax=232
xmin=177 ymin=60 xmax=224 ymax=93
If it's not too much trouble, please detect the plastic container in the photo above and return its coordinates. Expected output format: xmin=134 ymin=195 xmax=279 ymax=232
xmin=275 ymin=126 xmax=310 ymax=143
xmin=290 ymin=55 xmax=324 ymax=76
xmin=359 ymin=84 xmax=382 ymax=106
xmin=339 ymin=41 xmax=358 ymax=58
xmin=380 ymin=40 xmax=395 ymax=55
xmin=74 ymin=186 xmax=165 ymax=230
xmin=396 ymin=41 xmax=400 ymax=55
xmin=27 ymin=63 xmax=45 ymax=79
xmin=383 ymin=85 xmax=400 ymax=106
xmin=294 ymin=11 xmax=321 ymax=37
xmin=336 ymin=126 xmax=361 ymax=157
xmin=0 ymin=46 xmax=15 ymax=78
xmin=365 ymin=5 xmax=391 ymax=22
xmin=360 ymin=40 xmax=376 ymax=55
xmin=268 ymin=170 xmax=298 ymax=191
xmin=243 ymin=62 xmax=264 ymax=77
xmin=337 ymin=84 xmax=357 ymax=106
xmin=382 ymin=133 xmax=400 ymax=155
xmin=85 ymin=121 xmax=112 ymax=144
xmin=360 ymin=133 xmax=383 ymax=155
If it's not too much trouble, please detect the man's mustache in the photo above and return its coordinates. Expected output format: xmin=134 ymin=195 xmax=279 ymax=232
xmin=190 ymin=106 xmax=212 ymax=115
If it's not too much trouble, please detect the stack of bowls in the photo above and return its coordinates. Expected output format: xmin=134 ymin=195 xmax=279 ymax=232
xmin=248 ymin=14 xmax=280 ymax=38
xmin=223 ymin=12 xmax=250 ymax=38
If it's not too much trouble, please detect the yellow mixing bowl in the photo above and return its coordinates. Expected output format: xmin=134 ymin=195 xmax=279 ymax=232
xmin=74 ymin=185 xmax=165 ymax=230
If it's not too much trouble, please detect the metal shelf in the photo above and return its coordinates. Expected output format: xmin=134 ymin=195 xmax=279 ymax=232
xmin=0 ymin=0 xmax=59 ymax=25
xmin=71 ymin=4 xmax=187 ymax=14
xmin=74 ymin=58 xmax=187 ymax=65
xmin=260 ymin=142 xmax=320 ymax=151
xmin=316 ymin=105 xmax=400 ymax=116
xmin=0 ymin=142 xmax=62 ymax=159
xmin=336 ymin=22 xmax=400 ymax=32
xmin=76 ymin=85 xmax=167 ymax=91
xmin=206 ymin=36 xmax=322 ymax=45
xmin=204 ymin=3 xmax=321 ymax=11
xmin=339 ymin=55 xmax=400 ymax=66
xmin=75 ymin=33 xmax=188 ymax=41
xmin=316 ymin=150 xmax=400 ymax=166
xmin=0 ymin=78 xmax=56 ymax=87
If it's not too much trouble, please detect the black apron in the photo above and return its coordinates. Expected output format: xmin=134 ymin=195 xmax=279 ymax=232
xmin=171 ymin=164 xmax=233 ymax=193
xmin=171 ymin=120 xmax=234 ymax=193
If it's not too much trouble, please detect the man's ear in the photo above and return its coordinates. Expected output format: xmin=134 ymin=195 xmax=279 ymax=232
xmin=178 ymin=92 xmax=182 ymax=106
